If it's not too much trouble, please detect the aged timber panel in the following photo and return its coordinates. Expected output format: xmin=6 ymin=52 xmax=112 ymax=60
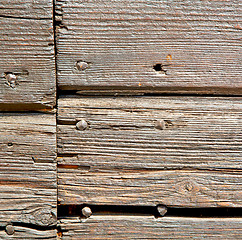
xmin=0 ymin=0 xmax=53 ymax=19
xmin=0 ymin=1 xmax=55 ymax=110
xmin=0 ymin=113 xmax=56 ymax=227
xmin=58 ymin=96 xmax=242 ymax=169
xmin=60 ymin=216 xmax=242 ymax=239
xmin=56 ymin=0 xmax=242 ymax=94
xmin=57 ymin=96 xmax=242 ymax=207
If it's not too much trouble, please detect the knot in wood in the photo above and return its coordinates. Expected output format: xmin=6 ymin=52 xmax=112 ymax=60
xmin=184 ymin=181 xmax=196 ymax=192
xmin=76 ymin=120 xmax=88 ymax=130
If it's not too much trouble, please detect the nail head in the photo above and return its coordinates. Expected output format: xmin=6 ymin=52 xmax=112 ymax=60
xmin=5 ymin=224 xmax=14 ymax=235
xmin=82 ymin=207 xmax=92 ymax=218
xmin=76 ymin=61 xmax=88 ymax=71
xmin=157 ymin=205 xmax=167 ymax=217
xmin=76 ymin=120 xmax=88 ymax=130
xmin=155 ymin=120 xmax=166 ymax=130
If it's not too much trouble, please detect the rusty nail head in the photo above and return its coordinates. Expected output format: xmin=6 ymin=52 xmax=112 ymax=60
xmin=76 ymin=120 xmax=88 ymax=130
xmin=5 ymin=224 xmax=14 ymax=235
xmin=155 ymin=120 xmax=166 ymax=130
xmin=157 ymin=205 xmax=167 ymax=217
xmin=76 ymin=61 xmax=88 ymax=71
xmin=82 ymin=207 xmax=92 ymax=218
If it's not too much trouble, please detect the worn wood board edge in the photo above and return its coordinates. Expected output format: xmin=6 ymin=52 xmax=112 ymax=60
xmin=59 ymin=216 xmax=242 ymax=239
xmin=58 ymin=169 xmax=242 ymax=207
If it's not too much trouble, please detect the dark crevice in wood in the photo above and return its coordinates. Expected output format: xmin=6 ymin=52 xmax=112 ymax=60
xmin=53 ymin=0 xmax=58 ymax=110
xmin=0 ymin=15 xmax=51 ymax=20
xmin=56 ymin=162 xmax=242 ymax=173
xmin=0 ymin=104 xmax=54 ymax=112
xmin=58 ymin=90 xmax=242 ymax=97
xmin=0 ymin=222 xmax=56 ymax=231
xmin=58 ymin=87 xmax=242 ymax=96
xmin=58 ymin=164 xmax=90 ymax=171
xmin=58 ymin=205 xmax=242 ymax=219
xmin=57 ymin=153 xmax=79 ymax=158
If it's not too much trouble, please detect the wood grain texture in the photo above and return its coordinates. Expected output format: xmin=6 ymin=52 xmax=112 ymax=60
xmin=56 ymin=0 xmax=242 ymax=94
xmin=0 ymin=0 xmax=53 ymax=19
xmin=0 ymin=227 xmax=56 ymax=239
xmin=0 ymin=1 xmax=55 ymax=110
xmin=59 ymin=216 xmax=242 ymax=239
xmin=58 ymin=96 xmax=242 ymax=169
xmin=0 ymin=113 xmax=57 ymax=227
xmin=58 ymin=167 xmax=242 ymax=207
xmin=57 ymin=96 xmax=242 ymax=207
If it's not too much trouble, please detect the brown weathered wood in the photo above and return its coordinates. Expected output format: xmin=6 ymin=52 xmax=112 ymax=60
xmin=0 ymin=113 xmax=56 ymax=227
xmin=0 ymin=1 xmax=55 ymax=110
xmin=58 ymin=167 xmax=242 ymax=207
xmin=0 ymin=0 xmax=53 ymax=19
xmin=56 ymin=0 xmax=242 ymax=94
xmin=58 ymin=96 xmax=242 ymax=169
xmin=59 ymin=216 xmax=242 ymax=239
xmin=0 ymin=227 xmax=56 ymax=239
xmin=57 ymin=96 xmax=242 ymax=207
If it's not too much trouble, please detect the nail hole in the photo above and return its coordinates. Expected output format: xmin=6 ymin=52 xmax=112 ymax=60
xmin=153 ymin=63 xmax=167 ymax=75
xmin=7 ymin=142 xmax=13 ymax=147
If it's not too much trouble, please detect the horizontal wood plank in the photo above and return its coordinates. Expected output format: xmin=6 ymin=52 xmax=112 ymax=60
xmin=0 ymin=113 xmax=56 ymax=227
xmin=0 ymin=0 xmax=53 ymax=19
xmin=58 ymin=96 xmax=242 ymax=169
xmin=0 ymin=1 xmax=55 ymax=110
xmin=0 ymin=227 xmax=56 ymax=239
xmin=60 ymin=216 xmax=242 ymax=239
xmin=57 ymin=96 xmax=242 ymax=207
xmin=58 ymin=168 xmax=242 ymax=207
xmin=56 ymin=0 xmax=242 ymax=94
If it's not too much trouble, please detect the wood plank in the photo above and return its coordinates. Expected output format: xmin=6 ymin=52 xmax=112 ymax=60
xmin=0 ymin=1 xmax=55 ymax=110
xmin=0 ymin=113 xmax=57 ymax=227
xmin=58 ymin=96 xmax=242 ymax=169
xmin=59 ymin=216 xmax=242 ymax=239
xmin=0 ymin=227 xmax=56 ymax=239
xmin=57 ymin=96 xmax=242 ymax=207
xmin=56 ymin=0 xmax=242 ymax=94
xmin=0 ymin=0 xmax=53 ymax=19
xmin=58 ymin=168 xmax=242 ymax=207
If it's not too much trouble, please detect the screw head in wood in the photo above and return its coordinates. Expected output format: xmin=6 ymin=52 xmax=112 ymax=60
xmin=76 ymin=120 xmax=88 ymax=130
xmin=155 ymin=120 xmax=166 ymax=130
xmin=76 ymin=61 xmax=89 ymax=71
xmin=5 ymin=224 xmax=14 ymax=235
xmin=82 ymin=207 xmax=92 ymax=218
xmin=157 ymin=205 xmax=167 ymax=217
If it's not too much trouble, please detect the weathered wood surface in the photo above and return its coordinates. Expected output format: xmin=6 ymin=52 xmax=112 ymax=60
xmin=57 ymin=96 xmax=242 ymax=207
xmin=58 ymin=167 xmax=242 ymax=207
xmin=0 ymin=0 xmax=53 ymax=19
xmin=0 ymin=113 xmax=57 ymax=227
xmin=56 ymin=0 xmax=242 ymax=94
xmin=0 ymin=1 xmax=55 ymax=110
xmin=59 ymin=216 xmax=242 ymax=239
xmin=0 ymin=227 xmax=56 ymax=239
xmin=58 ymin=96 xmax=242 ymax=169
